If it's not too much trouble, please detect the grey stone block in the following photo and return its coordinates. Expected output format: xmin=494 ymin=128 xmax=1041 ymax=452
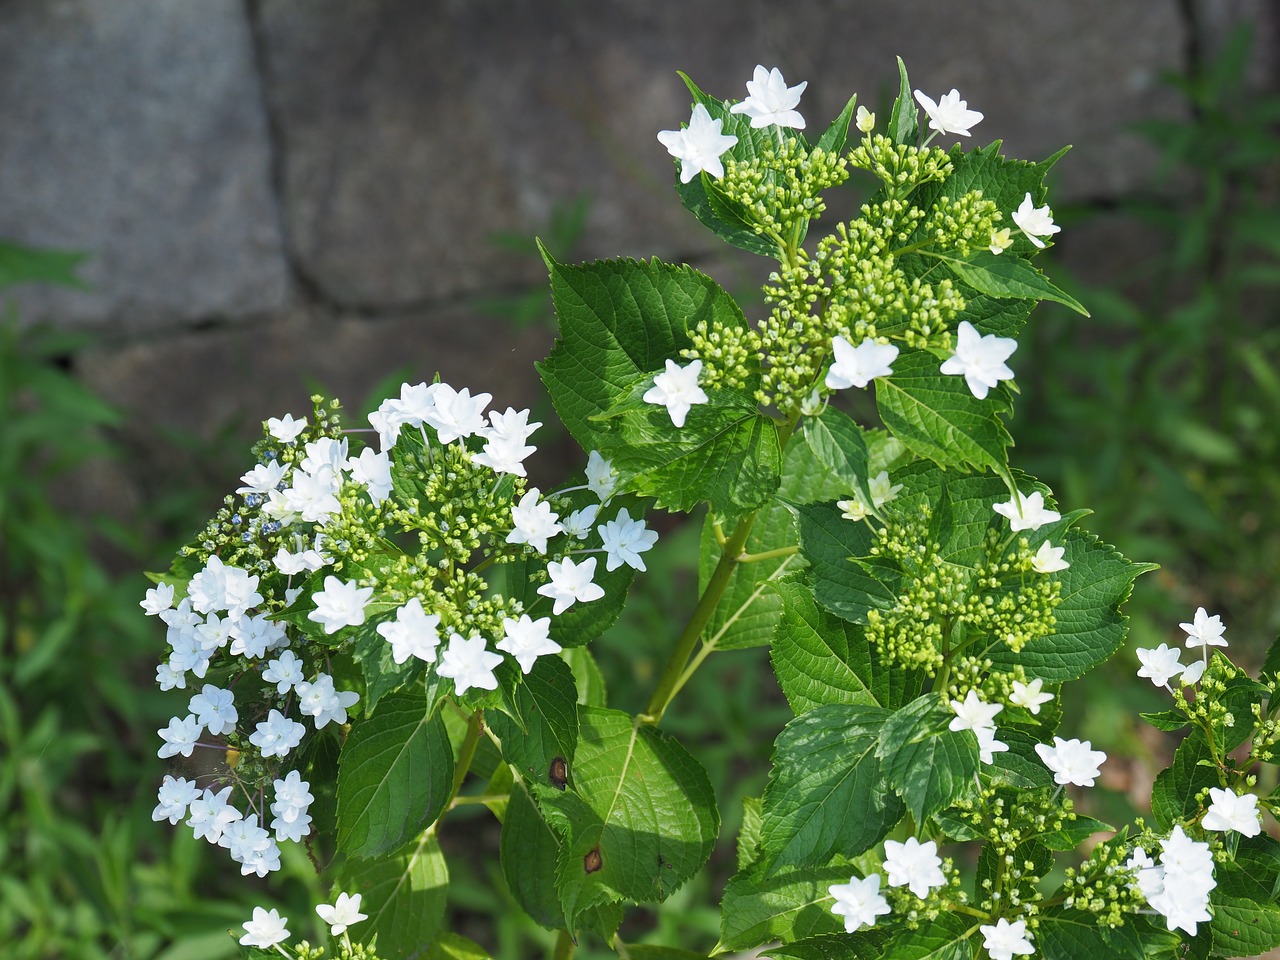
xmin=0 ymin=0 xmax=290 ymax=330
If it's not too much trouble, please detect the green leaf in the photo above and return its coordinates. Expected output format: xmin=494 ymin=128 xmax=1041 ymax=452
xmin=494 ymin=555 xmax=635 ymax=648
xmin=814 ymin=93 xmax=859 ymax=157
xmin=1035 ymin=908 xmax=1147 ymax=960
xmin=1141 ymin=709 xmax=1192 ymax=732
xmin=931 ymin=250 xmax=1089 ymax=316
xmin=336 ymin=693 xmax=454 ymax=859
xmin=351 ymin=619 xmax=426 ymax=714
xmin=770 ymin=577 xmax=913 ymax=713
xmin=794 ymin=501 xmax=895 ymax=623
xmin=499 ymin=780 xmax=622 ymax=938
xmin=342 ymin=830 xmax=448 ymax=959
xmin=737 ymin=796 xmax=764 ymax=872
xmin=881 ymin=911 xmax=976 ymax=959
xmin=875 ymin=347 xmax=1014 ymax=482
xmin=717 ymin=864 xmax=850 ymax=951
xmin=1217 ymin=835 xmax=1280 ymax=902
xmin=623 ymin=948 xmax=712 ymax=960
xmin=988 ymin=530 xmax=1157 ymax=682
xmin=543 ymin=707 xmax=718 ymax=931
xmin=886 ymin=56 xmax=918 ymax=146
xmin=488 ymin=656 xmax=579 ymax=792
xmin=425 ymin=933 xmax=494 ymax=960
xmin=876 ymin=694 xmax=979 ymax=825
xmin=600 ymin=380 xmax=781 ymax=520
xmin=984 ymin=727 xmax=1056 ymax=792
xmin=1150 ymin=729 xmax=1219 ymax=832
xmin=561 ymin=647 xmax=607 ymax=706
xmin=761 ymin=933 xmax=891 ymax=959
xmin=758 ymin=703 xmax=900 ymax=873
xmin=1210 ymin=897 xmax=1280 ymax=959
xmin=0 ymin=242 xmax=88 ymax=291
xmin=802 ymin=407 xmax=874 ymax=510
xmin=537 ymin=253 xmax=751 ymax=447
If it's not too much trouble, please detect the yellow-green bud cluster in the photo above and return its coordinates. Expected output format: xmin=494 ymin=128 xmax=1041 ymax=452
xmin=884 ymin=856 xmax=966 ymax=926
xmin=1172 ymin=653 xmax=1241 ymax=733
xmin=847 ymin=134 xmax=952 ymax=198
xmin=960 ymin=533 xmax=1062 ymax=654
xmin=295 ymin=939 xmax=386 ymax=960
xmin=1061 ymin=840 xmax=1147 ymax=928
xmin=680 ymin=317 xmax=762 ymax=394
xmin=1249 ymin=682 xmax=1280 ymax=761
xmin=719 ymin=137 xmax=850 ymax=242
xmin=921 ymin=192 xmax=1003 ymax=257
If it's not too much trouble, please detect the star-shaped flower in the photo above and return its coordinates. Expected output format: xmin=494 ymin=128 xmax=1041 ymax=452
xmin=497 ymin=614 xmax=561 ymax=673
xmin=153 ymin=775 xmax=201 ymax=825
xmin=657 ymin=104 xmax=738 ymax=184
xmin=1202 ymin=787 xmax=1262 ymax=837
xmin=1035 ymin=736 xmax=1106 ymax=787
xmin=940 ymin=320 xmax=1017 ymax=399
xmin=826 ymin=336 xmax=899 ymax=390
xmin=266 ymin=413 xmax=307 ymax=444
xmin=316 ymin=893 xmax=367 ymax=938
xmin=1180 ymin=607 xmax=1227 ymax=650
xmin=537 ymin=556 xmax=606 ymax=615
xmin=188 ymin=684 xmax=237 ymax=737
xmin=883 ymin=837 xmax=946 ymax=899
xmin=157 ymin=714 xmax=203 ymax=759
xmin=1009 ymin=678 xmax=1054 ymax=715
xmin=643 ymin=358 xmax=709 ymax=428
xmin=980 ymin=917 xmax=1035 ymax=960
xmin=240 ymin=907 xmax=290 ymax=948
xmin=140 ymin=582 xmax=176 ymax=616
xmin=913 ymin=88 xmax=984 ymax=137
xmin=1136 ymin=643 xmax=1185 ymax=687
xmin=423 ymin=384 xmax=492 ymax=444
xmin=437 ymin=634 xmax=503 ymax=695
xmin=1030 ymin=540 xmax=1069 ymax=573
xmin=598 ymin=507 xmax=659 ymax=572
xmin=349 ymin=447 xmax=393 ymax=504
xmin=376 ymin=597 xmax=442 ymax=664
xmin=294 ymin=673 xmax=360 ymax=729
xmin=729 ymin=65 xmax=807 ymax=129
xmin=1011 ymin=192 xmax=1061 ymax=248
xmin=249 ymin=709 xmax=306 ymax=758
xmin=828 ymin=873 xmax=891 ymax=933
xmin=308 ymin=576 xmax=374 ymax=634
xmin=993 ymin=490 xmax=1060 ymax=532
xmin=585 ymin=451 xmax=617 ymax=501
xmin=506 ymin=488 xmax=563 ymax=555
xmin=948 ymin=689 xmax=1002 ymax=733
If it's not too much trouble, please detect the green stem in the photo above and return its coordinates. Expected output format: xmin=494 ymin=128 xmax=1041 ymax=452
xmin=642 ymin=515 xmax=757 ymax=724
xmin=737 ymin=544 xmax=798 ymax=564
xmin=449 ymin=793 xmax=510 ymax=809
xmin=446 ymin=709 xmax=485 ymax=806
xmin=553 ymin=928 xmax=575 ymax=960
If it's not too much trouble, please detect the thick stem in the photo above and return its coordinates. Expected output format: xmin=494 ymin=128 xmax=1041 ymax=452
xmin=642 ymin=515 xmax=757 ymax=724
xmin=446 ymin=708 xmax=485 ymax=806
xmin=553 ymin=928 xmax=575 ymax=960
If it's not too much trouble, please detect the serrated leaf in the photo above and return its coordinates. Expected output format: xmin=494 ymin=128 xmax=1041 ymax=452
xmin=717 ymin=864 xmax=850 ymax=951
xmin=931 ymin=250 xmax=1088 ymax=316
xmin=887 ymin=56 xmax=918 ymax=146
xmin=882 ymin=911 xmax=976 ymax=960
xmin=770 ymin=577 xmax=912 ymax=713
xmin=1217 ymin=836 xmax=1280 ymax=902
xmin=342 ymin=830 xmax=448 ymax=960
xmin=336 ymin=693 xmax=454 ymax=859
xmin=988 ymin=530 xmax=1157 ymax=682
xmin=1141 ymin=709 xmax=1192 ymax=732
xmin=1210 ymin=897 xmax=1280 ymax=958
xmin=738 ymin=796 xmax=763 ymax=871
xmin=877 ymin=695 xmax=979 ymax=824
xmin=802 ymin=407 xmax=874 ymax=509
xmin=984 ymin=727 xmax=1056 ymax=791
xmin=1150 ymin=729 xmax=1219 ymax=832
xmin=911 ymin=141 xmax=1069 ymax=235
xmin=537 ymin=253 xmax=751 ymax=448
xmin=758 ymin=704 xmax=900 ymax=872
xmin=543 ymin=707 xmax=718 ymax=932
xmin=1035 ymin=908 xmax=1147 ymax=960
xmin=794 ymin=501 xmax=895 ymax=623
xmin=761 ymin=933 xmax=891 ymax=960
xmin=815 ymin=93 xmax=858 ymax=157
xmin=875 ymin=348 xmax=1014 ymax=481
xmin=488 ymin=656 xmax=579 ymax=792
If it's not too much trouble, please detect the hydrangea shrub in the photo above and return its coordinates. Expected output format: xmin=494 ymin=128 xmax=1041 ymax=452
xmin=145 ymin=59 xmax=1280 ymax=960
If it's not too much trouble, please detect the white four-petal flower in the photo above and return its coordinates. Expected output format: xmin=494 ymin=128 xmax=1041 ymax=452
xmin=913 ymin=88 xmax=984 ymax=137
xmin=657 ymin=104 xmax=739 ymax=184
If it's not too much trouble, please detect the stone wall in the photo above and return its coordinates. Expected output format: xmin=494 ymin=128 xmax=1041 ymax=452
xmin=0 ymin=0 xmax=1272 ymax=521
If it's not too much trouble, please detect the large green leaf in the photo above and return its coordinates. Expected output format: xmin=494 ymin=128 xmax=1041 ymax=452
xmin=881 ymin=912 xmax=977 ymax=960
xmin=987 ymin=529 xmax=1157 ymax=682
xmin=931 ymin=250 xmax=1088 ymax=316
xmin=336 ymin=693 xmax=454 ymax=859
xmin=342 ymin=830 xmax=449 ymax=960
xmin=770 ymin=578 xmax=909 ymax=713
xmin=1212 ymin=896 xmax=1280 ymax=957
xmin=794 ymin=501 xmax=895 ymax=623
xmin=758 ymin=704 xmax=900 ymax=873
xmin=493 ymin=554 xmax=635 ymax=649
xmin=876 ymin=694 xmax=979 ymax=825
xmin=802 ymin=407 xmax=874 ymax=510
xmin=542 ymin=707 xmax=718 ymax=931
xmin=874 ymin=347 xmax=1014 ymax=482
xmin=1035 ymin=908 xmax=1150 ymax=960
xmin=1150 ymin=729 xmax=1219 ymax=832
xmin=886 ymin=56 xmax=919 ymax=146
xmin=761 ymin=933 xmax=891 ymax=960
xmin=425 ymin=932 xmax=494 ymax=960
xmin=717 ymin=865 xmax=850 ymax=951
xmin=488 ymin=656 xmax=579 ymax=793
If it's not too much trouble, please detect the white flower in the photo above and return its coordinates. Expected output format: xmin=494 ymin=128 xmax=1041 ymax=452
xmin=828 ymin=873 xmax=891 ymax=933
xmin=266 ymin=413 xmax=307 ymax=444
xmin=975 ymin=726 xmax=1009 ymax=765
xmin=474 ymin=407 xmax=540 ymax=477
xmin=867 ymin=471 xmax=903 ymax=508
xmin=940 ymin=320 xmax=1017 ymax=400
xmin=308 ymin=576 xmax=374 ymax=634
xmin=240 ymin=907 xmax=290 ymax=948
xmin=271 ymin=771 xmax=313 ymax=824
xmin=538 ymin=556 xmax=606 ymax=615
xmin=316 ymin=893 xmax=367 ymax=938
xmin=657 ymin=103 xmax=738 ymax=184
xmin=980 ymin=917 xmax=1035 ymax=960
xmin=295 ymin=673 xmax=360 ymax=729
xmin=186 ymin=785 xmax=241 ymax=843
xmin=1011 ymin=192 xmax=1061 ymax=249
xmin=157 ymin=714 xmax=203 ymax=759
xmin=220 ymin=813 xmax=273 ymax=867
xmin=989 ymin=227 xmax=1014 ymax=255
xmin=993 ymin=490 xmax=1060 ymax=532
xmin=283 ymin=464 xmax=342 ymax=524
xmin=152 ymin=775 xmax=201 ymax=825
xmin=855 ymin=105 xmax=875 ymax=133
xmin=140 ymin=582 xmax=175 ymax=616
xmin=349 ymin=447 xmax=393 ymax=504
xmin=263 ymin=649 xmax=305 ymax=694
xmin=1181 ymin=659 xmax=1207 ymax=685
xmin=949 ymin=689 xmax=1002 ymax=733
xmin=826 ymin=336 xmax=898 ymax=390
xmin=188 ymin=555 xmax=263 ymax=619
xmin=883 ymin=837 xmax=946 ymax=899
xmin=424 ymin=384 xmax=492 ymax=444
xmin=562 ymin=504 xmax=600 ymax=539
xmin=236 ymin=460 xmax=289 ymax=496
xmin=913 ymin=88 xmax=984 ymax=137
xmin=1009 ymin=678 xmax=1054 ymax=715
xmin=272 ymin=809 xmax=312 ymax=843
xmin=506 ymin=488 xmax=564 ymax=555
xmin=300 ymin=436 xmax=350 ymax=477
xmin=1035 ymin=736 xmax=1106 ymax=787
xmin=1030 ymin=540 xmax=1069 ymax=574
xmin=1136 ymin=644 xmax=1185 ymax=687
xmin=598 ymin=507 xmax=659 ymax=572
xmin=837 ymin=498 xmax=869 ymax=521
xmin=231 ymin=614 xmax=286 ymax=659
xmin=155 ymin=662 xmax=186 ymax=691
xmin=729 ymin=65 xmax=807 ymax=129
xmin=1202 ymin=787 xmax=1262 ymax=837
xmin=273 ymin=545 xmax=326 ymax=576
xmin=188 ymin=685 xmax=237 ymax=737
xmin=376 ymin=597 xmax=442 ymax=664
xmin=497 ymin=615 xmax=561 ymax=673
xmin=1144 ymin=826 xmax=1216 ymax=935
xmin=1180 ymin=606 xmax=1227 ymax=650
xmin=643 ymin=358 xmax=709 ymax=428
xmin=250 ymin=709 xmax=306 ymax=758
xmin=585 ymin=451 xmax=617 ymax=501
xmin=437 ymin=634 xmax=504 ymax=696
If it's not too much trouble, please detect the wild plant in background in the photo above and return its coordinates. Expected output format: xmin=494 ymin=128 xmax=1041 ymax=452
xmin=146 ymin=60 xmax=1280 ymax=960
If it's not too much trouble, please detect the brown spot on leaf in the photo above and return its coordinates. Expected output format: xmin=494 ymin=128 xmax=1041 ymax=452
xmin=583 ymin=847 xmax=602 ymax=874
xmin=549 ymin=756 xmax=568 ymax=790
